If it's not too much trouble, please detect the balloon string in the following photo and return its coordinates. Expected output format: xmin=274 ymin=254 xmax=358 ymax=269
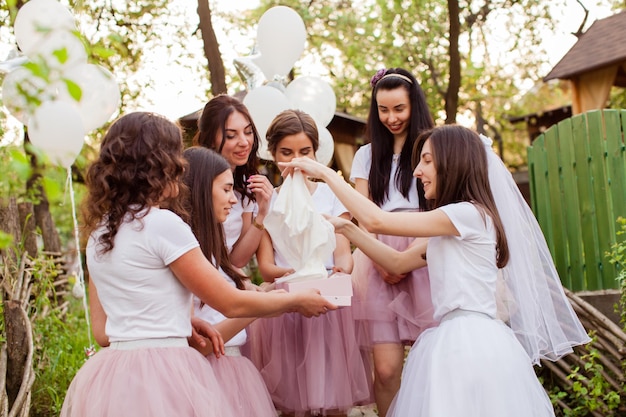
xmin=66 ymin=167 xmax=95 ymax=357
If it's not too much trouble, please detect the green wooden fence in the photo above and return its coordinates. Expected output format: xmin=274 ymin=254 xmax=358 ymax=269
xmin=527 ymin=109 xmax=626 ymax=291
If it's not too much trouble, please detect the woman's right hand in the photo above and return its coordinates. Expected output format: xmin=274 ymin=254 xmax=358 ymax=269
xmin=374 ymin=262 xmax=407 ymax=285
xmin=325 ymin=215 xmax=353 ymax=233
xmin=293 ymin=289 xmax=337 ymax=317
xmin=278 ymin=157 xmax=330 ymax=180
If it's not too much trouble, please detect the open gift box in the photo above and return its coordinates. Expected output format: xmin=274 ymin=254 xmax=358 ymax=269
xmin=275 ymin=272 xmax=353 ymax=306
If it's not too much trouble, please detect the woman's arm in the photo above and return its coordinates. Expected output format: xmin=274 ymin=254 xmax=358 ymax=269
xmin=281 ymin=158 xmax=458 ymax=238
xmin=190 ymin=317 xmax=256 ymax=357
xmin=353 ymin=177 xmax=408 ymax=283
xmin=229 ymin=212 xmax=264 ymax=268
xmin=331 ymin=213 xmax=354 ymax=274
xmin=88 ymin=279 xmax=109 ymax=347
xmin=329 ymin=216 xmax=428 ymax=274
xmin=255 ymin=231 xmax=294 ymax=282
xmin=229 ymin=176 xmax=274 ymax=268
xmin=169 ymin=247 xmax=329 ymax=318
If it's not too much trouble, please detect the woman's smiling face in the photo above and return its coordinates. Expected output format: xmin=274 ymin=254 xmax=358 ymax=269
xmin=414 ymin=139 xmax=436 ymax=200
xmin=217 ymin=111 xmax=255 ymax=169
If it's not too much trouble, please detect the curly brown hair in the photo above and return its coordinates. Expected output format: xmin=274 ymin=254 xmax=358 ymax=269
xmin=82 ymin=112 xmax=189 ymax=254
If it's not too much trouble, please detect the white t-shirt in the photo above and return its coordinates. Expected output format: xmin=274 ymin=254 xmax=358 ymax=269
xmin=223 ymin=191 xmax=256 ymax=252
xmin=193 ymin=266 xmax=247 ymax=347
xmin=350 ymin=143 xmax=420 ymax=212
xmin=272 ymin=182 xmax=347 ymax=270
xmin=86 ymin=208 xmax=199 ymax=342
xmin=427 ymin=202 xmax=499 ymax=321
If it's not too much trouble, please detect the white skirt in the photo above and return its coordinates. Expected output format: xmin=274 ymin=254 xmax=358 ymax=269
xmin=389 ymin=310 xmax=556 ymax=417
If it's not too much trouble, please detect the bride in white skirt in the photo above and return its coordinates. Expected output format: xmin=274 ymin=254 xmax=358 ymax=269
xmin=280 ymin=124 xmax=591 ymax=417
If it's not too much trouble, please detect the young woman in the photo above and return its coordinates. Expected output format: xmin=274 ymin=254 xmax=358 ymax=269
xmin=280 ymin=124 xmax=590 ymax=417
xmin=251 ymin=109 xmax=373 ymax=417
xmin=194 ymin=94 xmax=273 ymax=268
xmin=350 ymin=67 xmax=436 ymax=416
xmin=182 ymin=146 xmax=277 ymax=417
xmin=60 ymin=112 xmax=335 ymax=417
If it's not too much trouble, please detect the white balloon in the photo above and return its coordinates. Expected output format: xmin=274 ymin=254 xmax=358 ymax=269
xmin=285 ymin=76 xmax=337 ymax=127
xmin=243 ymin=86 xmax=291 ymax=159
xmin=316 ymin=125 xmax=334 ymax=167
xmin=30 ymin=29 xmax=87 ymax=71
xmin=56 ymin=63 xmax=121 ymax=131
xmin=27 ymin=100 xmax=85 ymax=167
xmin=1 ymin=67 xmax=50 ymax=124
xmin=256 ymin=6 xmax=306 ymax=78
xmin=14 ymin=0 xmax=76 ymax=56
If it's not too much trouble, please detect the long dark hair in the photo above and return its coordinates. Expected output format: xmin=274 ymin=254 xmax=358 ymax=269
xmin=365 ymin=68 xmax=434 ymax=207
xmin=182 ymin=146 xmax=247 ymax=289
xmin=193 ymin=94 xmax=260 ymax=202
xmin=83 ymin=112 xmax=188 ymax=254
xmin=413 ymin=125 xmax=510 ymax=268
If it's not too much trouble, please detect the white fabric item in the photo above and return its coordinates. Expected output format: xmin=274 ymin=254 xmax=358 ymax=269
xmin=264 ymin=170 xmax=336 ymax=283
xmin=350 ymin=143 xmax=420 ymax=211
xmin=223 ymin=191 xmax=255 ymax=252
xmin=480 ymin=134 xmax=590 ymax=364
xmin=193 ymin=266 xmax=247 ymax=347
xmin=272 ymin=183 xmax=347 ymax=270
xmin=86 ymin=208 xmax=198 ymax=342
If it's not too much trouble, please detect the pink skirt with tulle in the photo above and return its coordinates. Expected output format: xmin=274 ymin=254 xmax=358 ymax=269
xmin=246 ymin=273 xmax=373 ymax=416
xmin=61 ymin=340 xmax=237 ymax=417
xmin=206 ymin=350 xmax=277 ymax=416
xmin=351 ymin=234 xmax=437 ymax=345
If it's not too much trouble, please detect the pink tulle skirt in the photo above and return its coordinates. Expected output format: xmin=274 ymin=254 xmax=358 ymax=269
xmin=61 ymin=339 xmax=237 ymax=417
xmin=206 ymin=349 xmax=277 ymax=417
xmin=246 ymin=274 xmax=374 ymax=416
xmin=351 ymin=234 xmax=437 ymax=345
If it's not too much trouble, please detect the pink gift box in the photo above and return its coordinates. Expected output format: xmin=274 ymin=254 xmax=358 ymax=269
xmin=276 ymin=273 xmax=353 ymax=306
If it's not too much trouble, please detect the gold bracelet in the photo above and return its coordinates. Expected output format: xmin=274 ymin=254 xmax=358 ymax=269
xmin=252 ymin=217 xmax=265 ymax=231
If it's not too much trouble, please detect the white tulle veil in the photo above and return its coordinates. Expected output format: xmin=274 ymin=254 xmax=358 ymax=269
xmin=480 ymin=134 xmax=591 ymax=365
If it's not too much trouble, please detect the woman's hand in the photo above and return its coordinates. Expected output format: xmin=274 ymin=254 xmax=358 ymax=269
xmin=293 ymin=289 xmax=338 ymax=317
xmin=247 ymin=174 xmax=273 ymax=218
xmin=325 ymin=215 xmax=353 ymax=234
xmin=189 ymin=316 xmax=225 ymax=358
xmin=278 ymin=157 xmax=331 ymax=180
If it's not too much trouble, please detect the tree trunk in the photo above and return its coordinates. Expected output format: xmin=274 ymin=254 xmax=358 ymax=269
xmin=445 ymin=0 xmax=461 ymax=124
xmin=24 ymin=131 xmax=61 ymax=254
xmin=197 ymin=0 xmax=228 ymax=96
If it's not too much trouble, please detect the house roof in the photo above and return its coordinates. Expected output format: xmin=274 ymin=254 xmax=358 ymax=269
xmin=544 ymin=10 xmax=626 ymax=82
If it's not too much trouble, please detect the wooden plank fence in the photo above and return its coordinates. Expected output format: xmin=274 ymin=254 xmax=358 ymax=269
xmin=527 ymin=109 xmax=626 ymax=291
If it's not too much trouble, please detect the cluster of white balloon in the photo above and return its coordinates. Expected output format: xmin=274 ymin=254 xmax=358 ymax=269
xmin=2 ymin=0 xmax=120 ymax=168
xmin=235 ymin=6 xmax=337 ymax=166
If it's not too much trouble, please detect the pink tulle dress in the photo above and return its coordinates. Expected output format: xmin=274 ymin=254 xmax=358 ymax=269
xmin=246 ymin=184 xmax=373 ymax=416
xmin=247 ymin=273 xmax=373 ymax=416
xmin=61 ymin=208 xmax=237 ymax=417
xmin=351 ymin=234 xmax=437 ymax=345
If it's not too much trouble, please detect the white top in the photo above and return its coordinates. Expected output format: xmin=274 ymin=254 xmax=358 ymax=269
xmin=193 ymin=267 xmax=247 ymax=347
xmin=272 ymin=182 xmax=347 ymax=270
xmin=427 ymin=202 xmax=498 ymax=321
xmin=86 ymin=208 xmax=199 ymax=342
xmin=350 ymin=143 xmax=420 ymax=212
xmin=223 ymin=191 xmax=255 ymax=252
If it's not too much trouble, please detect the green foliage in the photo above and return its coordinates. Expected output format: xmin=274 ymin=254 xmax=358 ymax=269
xmin=548 ymin=337 xmax=622 ymax=416
xmin=607 ymin=217 xmax=626 ymax=327
xmin=28 ymin=264 xmax=93 ymax=417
